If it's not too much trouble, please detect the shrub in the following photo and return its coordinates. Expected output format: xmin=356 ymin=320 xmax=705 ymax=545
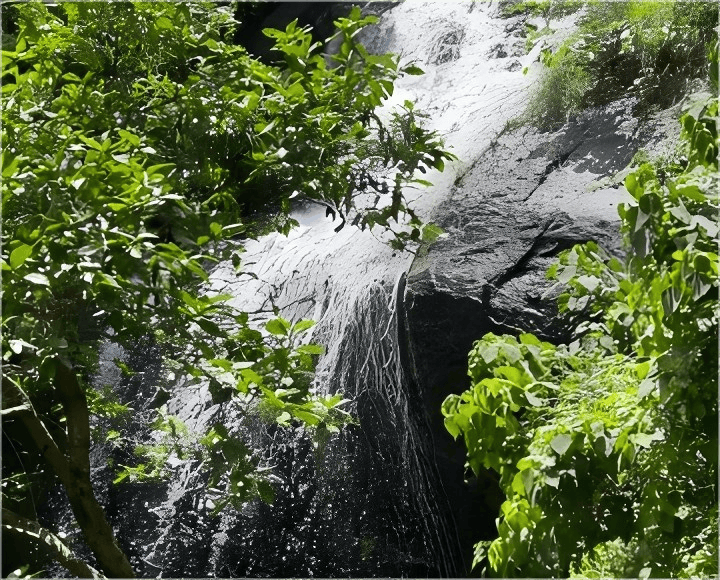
xmin=525 ymin=48 xmax=590 ymax=128
xmin=519 ymin=0 xmax=718 ymax=128
xmin=443 ymin=49 xmax=718 ymax=576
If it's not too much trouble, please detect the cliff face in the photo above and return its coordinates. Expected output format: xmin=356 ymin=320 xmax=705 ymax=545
xmin=134 ymin=4 xmax=544 ymax=575
xmin=45 ymin=2 xmax=690 ymax=577
xmin=403 ymin=97 xmax=682 ymax=565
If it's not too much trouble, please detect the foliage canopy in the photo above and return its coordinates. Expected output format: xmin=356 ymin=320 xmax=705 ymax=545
xmin=1 ymin=3 xmax=453 ymax=577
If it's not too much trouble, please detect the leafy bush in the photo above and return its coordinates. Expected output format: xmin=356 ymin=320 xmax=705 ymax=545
xmin=578 ymin=1 xmax=717 ymax=111
xmin=525 ymin=47 xmax=590 ymax=127
xmin=501 ymin=0 xmax=583 ymax=27
xmin=443 ymin=51 xmax=718 ymax=576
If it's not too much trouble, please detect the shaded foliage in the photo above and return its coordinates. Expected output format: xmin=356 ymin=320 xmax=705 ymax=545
xmin=443 ymin=45 xmax=718 ymax=577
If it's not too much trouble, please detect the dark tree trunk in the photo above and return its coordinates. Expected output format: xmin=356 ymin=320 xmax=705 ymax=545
xmin=3 ymin=367 xmax=136 ymax=578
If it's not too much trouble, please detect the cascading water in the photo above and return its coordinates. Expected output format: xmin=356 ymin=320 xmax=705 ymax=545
xmin=202 ymin=0 xmax=528 ymax=577
xmin=46 ymin=2 xmax=542 ymax=577
xmin=190 ymin=3 xmax=534 ymax=576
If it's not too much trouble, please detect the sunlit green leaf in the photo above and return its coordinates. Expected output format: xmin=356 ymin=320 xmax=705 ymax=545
xmin=23 ymin=272 xmax=49 ymax=286
xmin=266 ymin=318 xmax=289 ymax=336
xmin=9 ymin=244 xmax=32 ymax=269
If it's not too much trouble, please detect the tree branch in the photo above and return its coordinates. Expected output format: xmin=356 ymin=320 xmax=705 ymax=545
xmin=54 ymin=361 xmax=91 ymax=476
xmin=1 ymin=403 xmax=33 ymax=416
xmin=3 ymin=371 xmax=136 ymax=578
xmin=1 ymin=377 xmax=71 ymax=483
xmin=2 ymin=508 xmax=106 ymax=579
xmin=52 ymin=361 xmax=137 ymax=578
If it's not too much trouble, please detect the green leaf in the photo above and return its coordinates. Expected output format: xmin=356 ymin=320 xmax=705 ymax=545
xmin=692 ymin=215 xmax=719 ymax=238
xmin=292 ymin=319 xmax=315 ymax=334
xmin=210 ymin=222 xmax=222 ymax=237
xmin=637 ymin=377 xmax=656 ymax=399
xmin=525 ymin=391 xmax=544 ymax=407
xmin=412 ymin=178 xmax=434 ymax=187
xmin=222 ymin=223 xmax=245 ymax=236
xmin=549 ymin=433 xmax=572 ymax=456
xmin=179 ymin=290 xmax=198 ymax=311
xmin=78 ymin=134 xmax=102 ymax=150
xmin=117 ymin=129 xmax=141 ymax=146
xmin=276 ymin=411 xmax=292 ymax=425
xmin=444 ymin=416 xmax=461 ymax=439
xmin=496 ymin=366 xmax=522 ymax=384
xmin=668 ymin=201 xmax=692 ymax=224
xmin=631 ymin=430 xmax=664 ymax=449
xmin=209 ymin=358 xmax=233 ymax=372
xmin=8 ymin=339 xmax=36 ymax=354
xmin=147 ymin=163 xmax=175 ymax=176
xmin=292 ymin=409 xmax=321 ymax=425
xmin=239 ymin=368 xmax=264 ymax=389
xmin=500 ymin=343 xmax=521 ymax=364
xmin=402 ymin=65 xmax=425 ymax=76
xmin=557 ymin=265 xmax=576 ymax=283
xmin=256 ymin=479 xmax=275 ymax=504
xmin=9 ymin=244 xmax=32 ymax=269
xmin=256 ymin=119 xmax=277 ymax=136
xmin=296 ymin=344 xmax=324 ymax=355
xmin=477 ymin=343 xmax=499 ymax=364
xmin=576 ymin=275 xmax=599 ymax=292
xmin=266 ymin=318 xmax=289 ymax=336
xmin=421 ymin=223 xmax=444 ymax=243
xmin=196 ymin=316 xmax=221 ymax=336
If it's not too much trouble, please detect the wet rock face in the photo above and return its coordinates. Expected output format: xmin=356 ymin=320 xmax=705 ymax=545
xmin=405 ymin=97 xmax=681 ymax=381
xmin=402 ymin=97 xmax=682 ymax=562
xmin=41 ymin=3 xmax=691 ymax=577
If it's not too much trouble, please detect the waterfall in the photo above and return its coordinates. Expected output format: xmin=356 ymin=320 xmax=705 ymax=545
xmin=194 ymin=3 xmax=533 ymax=575
xmin=45 ymin=2 xmax=541 ymax=577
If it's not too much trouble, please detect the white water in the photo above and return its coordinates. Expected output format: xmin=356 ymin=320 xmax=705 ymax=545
xmin=209 ymin=0 xmax=536 ymax=373
xmin=162 ymin=3 xmax=544 ymax=575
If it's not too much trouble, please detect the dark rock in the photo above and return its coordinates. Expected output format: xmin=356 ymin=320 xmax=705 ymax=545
xmin=489 ymin=43 xmax=508 ymax=59
xmin=402 ymin=97 xmax=682 ymax=574
xmin=507 ymin=58 xmax=523 ymax=72
xmin=431 ymin=26 xmax=465 ymax=65
xmin=504 ymin=19 xmax=522 ymax=34
xmin=233 ymin=3 xmax=353 ymax=61
xmin=234 ymin=2 xmax=399 ymax=63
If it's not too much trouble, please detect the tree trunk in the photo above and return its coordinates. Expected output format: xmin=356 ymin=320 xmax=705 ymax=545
xmin=2 ymin=507 xmax=106 ymax=579
xmin=54 ymin=362 xmax=137 ymax=578
xmin=3 ymin=369 xmax=136 ymax=578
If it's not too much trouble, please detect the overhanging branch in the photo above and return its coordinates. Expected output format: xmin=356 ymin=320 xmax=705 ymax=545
xmin=1 ymin=377 xmax=71 ymax=484
xmin=2 ymin=508 xmax=106 ymax=579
